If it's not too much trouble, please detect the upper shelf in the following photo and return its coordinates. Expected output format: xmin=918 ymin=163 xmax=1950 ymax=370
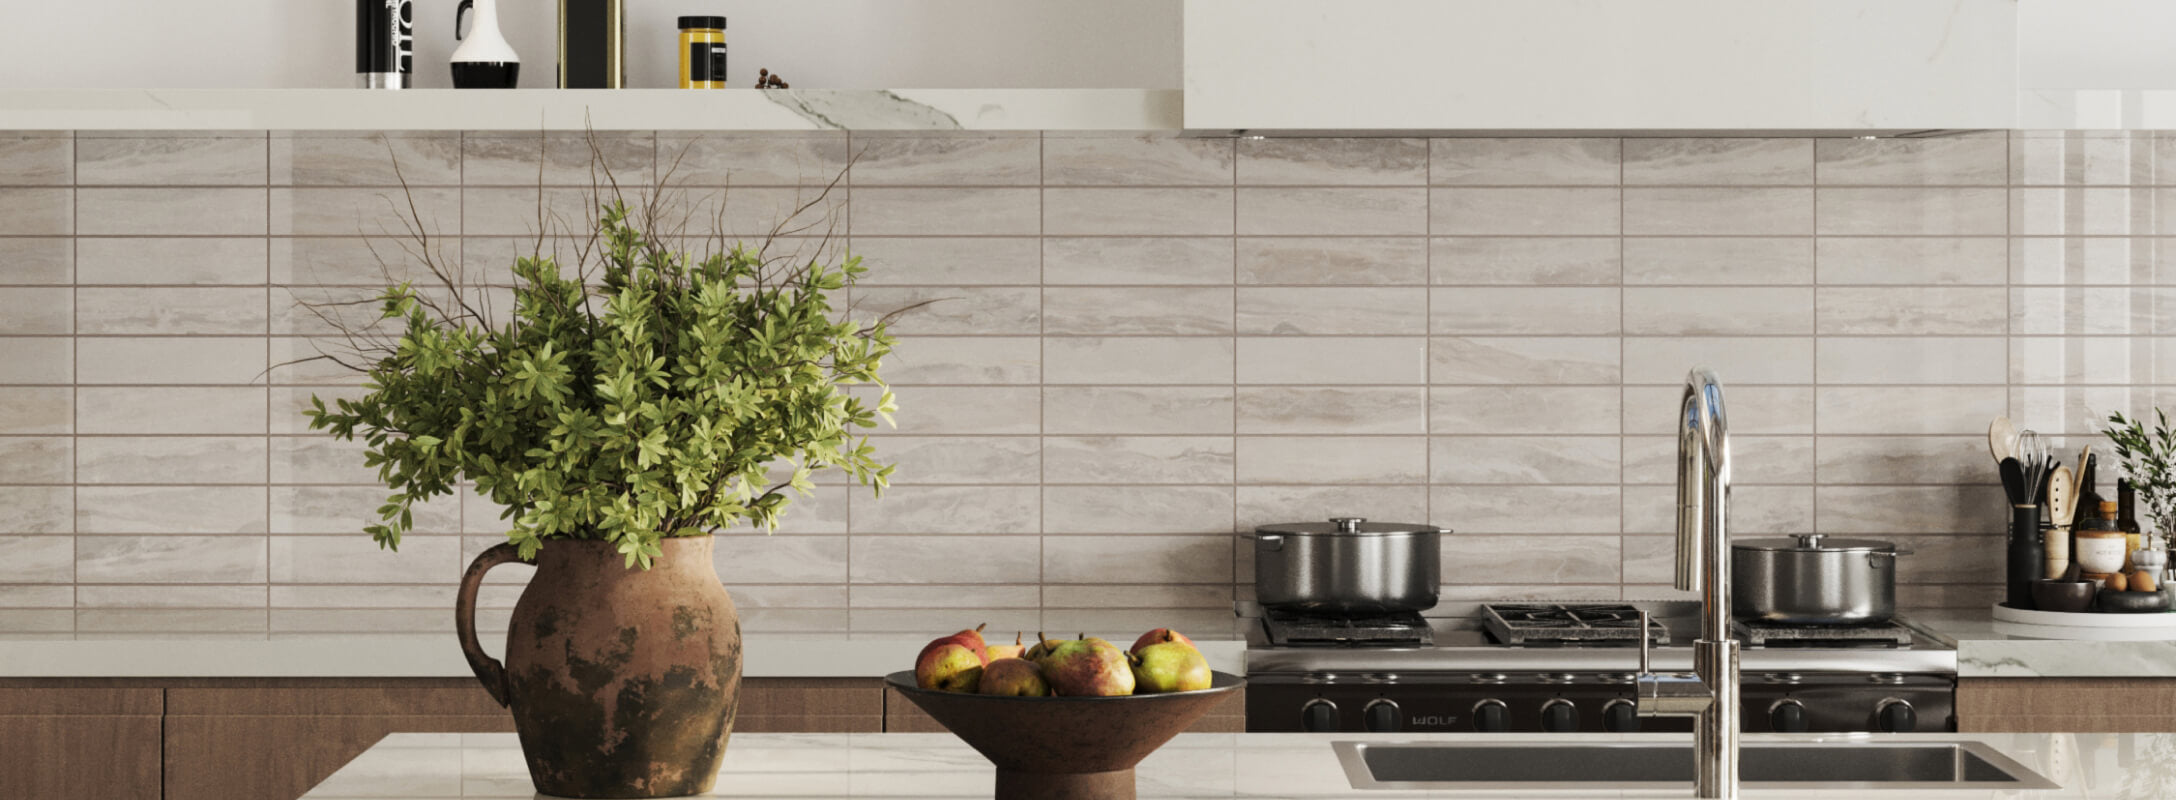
xmin=0 ymin=89 xmax=1184 ymax=132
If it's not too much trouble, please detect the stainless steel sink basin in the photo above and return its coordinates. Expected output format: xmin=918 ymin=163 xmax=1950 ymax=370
xmin=1336 ymin=741 xmax=2058 ymax=791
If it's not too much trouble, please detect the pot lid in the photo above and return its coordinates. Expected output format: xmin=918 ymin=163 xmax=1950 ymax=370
xmin=1732 ymin=533 xmax=1896 ymax=553
xmin=1255 ymin=517 xmax=1443 ymax=536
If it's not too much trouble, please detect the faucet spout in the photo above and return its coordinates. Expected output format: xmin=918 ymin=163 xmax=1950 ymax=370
xmin=1635 ymin=368 xmax=1740 ymax=799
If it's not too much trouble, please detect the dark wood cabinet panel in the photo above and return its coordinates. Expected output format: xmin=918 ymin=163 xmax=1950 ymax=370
xmin=736 ymin=678 xmax=884 ymax=733
xmin=884 ymin=686 xmax=1247 ymax=733
xmin=164 ymin=714 xmax=512 ymax=800
xmin=0 ymin=688 xmax=162 ymax=800
xmin=1958 ymin=678 xmax=2176 ymax=733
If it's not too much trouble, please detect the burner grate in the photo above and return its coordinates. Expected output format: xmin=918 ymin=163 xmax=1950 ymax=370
xmin=1483 ymin=604 xmax=1667 ymax=645
xmin=1262 ymin=610 xmax=1433 ymax=648
xmin=1733 ymin=620 xmax=1915 ymax=648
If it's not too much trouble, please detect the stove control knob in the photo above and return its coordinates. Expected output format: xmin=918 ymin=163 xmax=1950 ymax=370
xmin=1472 ymin=699 xmax=1509 ymax=732
xmin=1602 ymin=699 xmax=1640 ymax=732
xmin=1876 ymin=699 xmax=1917 ymax=733
xmin=1301 ymin=699 xmax=1339 ymax=732
xmin=1363 ymin=699 xmax=1401 ymax=732
xmin=1540 ymin=699 xmax=1578 ymax=733
xmin=1769 ymin=699 xmax=1809 ymax=733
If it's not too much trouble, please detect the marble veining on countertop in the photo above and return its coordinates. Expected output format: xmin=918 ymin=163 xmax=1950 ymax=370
xmin=302 ymin=731 xmax=2176 ymax=799
xmin=1914 ymin=610 xmax=2176 ymax=679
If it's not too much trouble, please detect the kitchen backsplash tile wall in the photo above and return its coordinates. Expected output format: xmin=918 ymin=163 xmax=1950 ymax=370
xmin=0 ymin=129 xmax=2166 ymax=638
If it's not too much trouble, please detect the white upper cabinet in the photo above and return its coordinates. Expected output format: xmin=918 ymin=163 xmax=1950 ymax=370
xmin=1184 ymin=0 xmax=2020 ymax=132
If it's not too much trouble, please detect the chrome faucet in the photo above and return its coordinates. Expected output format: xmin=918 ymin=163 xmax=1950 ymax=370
xmin=1636 ymin=368 xmax=1740 ymax=799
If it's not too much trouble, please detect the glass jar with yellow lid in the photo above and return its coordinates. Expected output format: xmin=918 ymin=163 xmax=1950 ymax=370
xmin=679 ymin=16 xmax=727 ymax=89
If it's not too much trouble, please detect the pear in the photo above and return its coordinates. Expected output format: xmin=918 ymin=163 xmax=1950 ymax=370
xmin=917 ymin=623 xmax=990 ymax=666
xmin=1041 ymin=638 xmax=1135 ymax=697
xmin=1130 ymin=627 xmax=1197 ymax=655
xmin=977 ymin=657 xmax=1050 ymax=697
xmin=1022 ymin=632 xmax=1068 ymax=666
xmin=1131 ymin=641 xmax=1213 ymax=693
xmin=984 ymin=632 xmax=1027 ymax=662
xmin=914 ymin=643 xmax=984 ymax=693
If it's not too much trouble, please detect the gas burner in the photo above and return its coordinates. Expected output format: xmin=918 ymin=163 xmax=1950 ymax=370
xmin=1262 ymin=609 xmax=1432 ymax=648
xmin=1734 ymin=620 xmax=1916 ymax=648
xmin=1483 ymin=604 xmax=1668 ymax=646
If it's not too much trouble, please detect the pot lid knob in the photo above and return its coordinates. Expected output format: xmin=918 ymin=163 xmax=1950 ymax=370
xmin=1794 ymin=533 xmax=1826 ymax=548
xmin=1330 ymin=517 xmax=1367 ymax=533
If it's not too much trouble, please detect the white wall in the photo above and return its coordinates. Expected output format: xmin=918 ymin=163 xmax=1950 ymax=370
xmin=0 ymin=0 xmax=1179 ymax=89
xmin=2020 ymin=0 xmax=2176 ymax=89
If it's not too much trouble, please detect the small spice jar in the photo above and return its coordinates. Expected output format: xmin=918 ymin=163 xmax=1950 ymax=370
xmin=678 ymin=16 xmax=727 ymax=89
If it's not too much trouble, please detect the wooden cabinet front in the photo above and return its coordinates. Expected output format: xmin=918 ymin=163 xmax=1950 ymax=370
xmin=0 ymin=685 xmax=162 ymax=800
xmin=1959 ymin=677 xmax=2176 ymax=733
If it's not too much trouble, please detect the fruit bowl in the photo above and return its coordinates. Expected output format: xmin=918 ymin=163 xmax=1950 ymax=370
xmin=883 ymin=669 xmax=1245 ymax=800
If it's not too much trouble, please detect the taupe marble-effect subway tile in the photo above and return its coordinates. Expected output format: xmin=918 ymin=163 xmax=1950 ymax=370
xmin=0 ymin=387 xmax=72 ymax=434
xmin=848 ymin=607 xmax=1040 ymax=635
xmin=0 ymin=238 xmax=71 ymax=284
xmin=1042 ymin=584 xmax=1232 ymax=610
xmin=1236 ymin=287 xmax=1424 ymax=335
xmin=1622 ymin=237 xmax=1812 ymax=285
xmin=0 ymin=536 xmax=72 ymax=583
xmin=271 ymin=187 xmax=457 ymax=236
xmin=1043 ymin=287 xmax=1233 ymax=335
xmin=2010 ymin=187 xmax=2157 ymax=236
xmin=2011 ymin=385 xmax=2154 ymax=437
xmin=679 ymin=187 xmax=853 ymax=242
xmin=1817 ymin=387 xmax=2008 ymax=434
xmin=77 ymin=486 xmax=266 ymax=534
xmin=76 ymin=338 xmax=266 ymax=385
xmin=1441 ymin=535 xmax=1620 ymax=584
xmin=271 ymin=535 xmax=459 ymax=583
xmin=0 ymin=137 xmax=69 ymax=184
xmin=79 ymin=188 xmax=263 ymax=236
xmin=1818 ymin=237 xmax=2007 ymax=285
xmin=850 ymin=584 xmax=1038 ymax=610
xmin=1621 ymin=337 xmax=1812 ymax=385
xmin=1814 ymin=135 xmax=2008 ymax=186
xmin=0 ymin=188 xmax=71 ymax=235
xmin=1430 ymin=485 xmax=1620 ymax=534
xmin=2012 ymin=236 xmax=2160 ymax=287
xmin=1625 ymin=485 xmax=1811 ymax=535
xmin=1624 ymin=386 xmax=1813 ymax=435
xmin=711 ymin=534 xmax=847 ymax=585
xmin=1817 ymin=436 xmax=1990 ymax=486
xmin=269 ymin=436 xmax=378 ymax=485
xmin=1235 ymin=386 xmax=1426 ymax=435
xmin=854 ymin=187 xmax=1037 ymax=236
xmin=1237 ymin=138 xmax=1426 ymax=185
xmin=76 ymin=608 xmax=267 ymax=633
xmin=1238 ymin=237 xmax=1426 ymax=285
xmin=1431 ymin=238 xmax=1621 ymax=285
xmin=1430 ymin=287 xmax=1620 ymax=335
xmin=872 ymin=436 xmax=1040 ymax=485
xmin=1041 ymin=437 xmax=1232 ymax=484
xmin=881 ymin=336 xmax=1039 ymax=384
xmin=1429 ymin=337 xmax=1622 ymax=385
xmin=722 ymin=585 xmax=849 ymax=610
xmin=0 ymin=338 xmax=68 ymax=383
xmin=1623 ymin=188 xmax=1813 ymax=235
xmin=1042 ymin=387 xmax=1234 ymax=435
xmin=1235 ymin=485 xmax=1429 ymax=532
xmin=1429 ymin=436 xmax=1619 ymax=484
xmin=849 ymin=485 xmax=1038 ymax=534
xmin=1043 ymin=237 xmax=1232 ymax=285
xmin=77 ymin=287 xmax=267 ymax=334
xmin=1431 ymin=386 xmax=1621 ymax=435
xmin=269 ymin=135 xmax=461 ymax=186
xmin=848 ymin=534 xmax=1039 ymax=583
xmin=856 ymin=287 xmax=1040 ymax=336
xmin=269 ymin=236 xmax=441 ymax=287
xmin=271 ymin=486 xmax=460 ymax=535
xmin=1236 ymin=337 xmax=1426 ymax=385
xmin=0 ymin=585 xmax=74 ymax=608
xmin=1623 ymin=435 xmax=1813 ymax=485
xmin=1815 ymin=187 xmax=2006 ymax=235
xmin=1430 ymin=188 xmax=1620 ymax=235
xmin=1042 ymin=135 xmax=1233 ymax=186
xmin=460 ymin=131 xmax=655 ymax=185
xmin=80 ymin=237 xmax=265 ymax=285
xmin=1816 ymin=286 xmax=2006 ymax=335
xmin=2009 ymin=336 xmax=2129 ymax=385
xmin=77 ymin=387 xmax=266 ymax=434
xmin=867 ymin=386 xmax=1038 ymax=435
xmin=1237 ymin=187 xmax=1427 ymax=236
xmin=1045 ymin=609 xmax=1245 ymax=639
xmin=2009 ymin=287 xmax=2164 ymax=335
xmin=1815 ymin=486 xmax=2006 ymax=535
xmin=76 ymin=137 xmax=267 ymax=185
xmin=1044 ymin=485 xmax=1234 ymax=533
xmin=0 ymin=437 xmax=69 ymax=483
xmin=1623 ymin=287 xmax=1813 ymax=335
xmin=1622 ymin=138 xmax=1812 ymax=185
xmin=77 ymin=437 xmax=267 ymax=485
xmin=0 ymin=288 xmax=69 ymax=333
xmin=1042 ymin=535 xmax=1232 ymax=584
xmin=1817 ymin=337 xmax=2007 ymax=385
xmin=269 ymin=609 xmax=450 ymax=633
xmin=848 ymin=135 xmax=1039 ymax=186
xmin=1045 ymin=337 xmax=1234 ymax=385
xmin=854 ymin=237 xmax=1039 ymax=285
xmin=1044 ymin=188 xmax=1233 ymax=236
xmin=0 ymin=486 xmax=71 ymax=534
xmin=1236 ymin=436 xmax=1427 ymax=484
xmin=1430 ymin=139 xmax=1620 ymax=186
xmin=1887 ymin=535 xmax=2003 ymax=584
xmin=658 ymin=133 xmax=850 ymax=186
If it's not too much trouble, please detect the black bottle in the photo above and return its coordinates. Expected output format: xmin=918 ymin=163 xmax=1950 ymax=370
xmin=559 ymin=0 xmax=625 ymax=88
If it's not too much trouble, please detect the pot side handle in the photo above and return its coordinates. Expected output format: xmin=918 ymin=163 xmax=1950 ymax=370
xmin=456 ymin=542 xmax=523 ymax=708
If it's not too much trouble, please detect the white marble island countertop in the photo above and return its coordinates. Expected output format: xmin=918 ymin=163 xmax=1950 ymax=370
xmin=1913 ymin=611 xmax=2176 ymax=678
xmin=305 ymin=731 xmax=2176 ymax=799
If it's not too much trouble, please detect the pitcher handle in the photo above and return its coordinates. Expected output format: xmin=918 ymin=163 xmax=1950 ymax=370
xmin=456 ymin=542 xmax=523 ymax=708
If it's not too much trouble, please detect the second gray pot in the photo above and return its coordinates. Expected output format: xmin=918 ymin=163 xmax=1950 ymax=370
xmin=1732 ymin=533 xmax=1911 ymax=625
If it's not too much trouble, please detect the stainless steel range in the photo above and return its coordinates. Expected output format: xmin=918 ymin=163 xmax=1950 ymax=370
xmin=1244 ymin=601 xmax=1956 ymax=735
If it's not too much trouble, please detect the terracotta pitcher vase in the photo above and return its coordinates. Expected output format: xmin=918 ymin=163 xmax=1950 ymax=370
xmin=457 ymin=536 xmax=742 ymax=798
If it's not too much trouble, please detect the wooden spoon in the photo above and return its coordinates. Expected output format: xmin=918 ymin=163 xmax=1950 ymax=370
xmin=1989 ymin=417 xmax=2018 ymax=464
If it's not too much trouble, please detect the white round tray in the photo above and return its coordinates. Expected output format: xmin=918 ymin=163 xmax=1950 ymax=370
xmin=1991 ymin=602 xmax=2176 ymax=630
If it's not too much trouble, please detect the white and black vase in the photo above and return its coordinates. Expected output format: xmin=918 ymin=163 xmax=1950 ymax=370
xmin=451 ymin=0 xmax=520 ymax=88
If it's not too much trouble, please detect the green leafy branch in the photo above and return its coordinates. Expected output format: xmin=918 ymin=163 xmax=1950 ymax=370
xmin=2104 ymin=408 xmax=2176 ymax=538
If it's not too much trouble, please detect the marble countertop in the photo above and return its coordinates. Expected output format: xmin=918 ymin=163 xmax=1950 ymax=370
xmin=1914 ymin=611 xmax=2176 ymax=678
xmin=303 ymin=731 xmax=2176 ymax=799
